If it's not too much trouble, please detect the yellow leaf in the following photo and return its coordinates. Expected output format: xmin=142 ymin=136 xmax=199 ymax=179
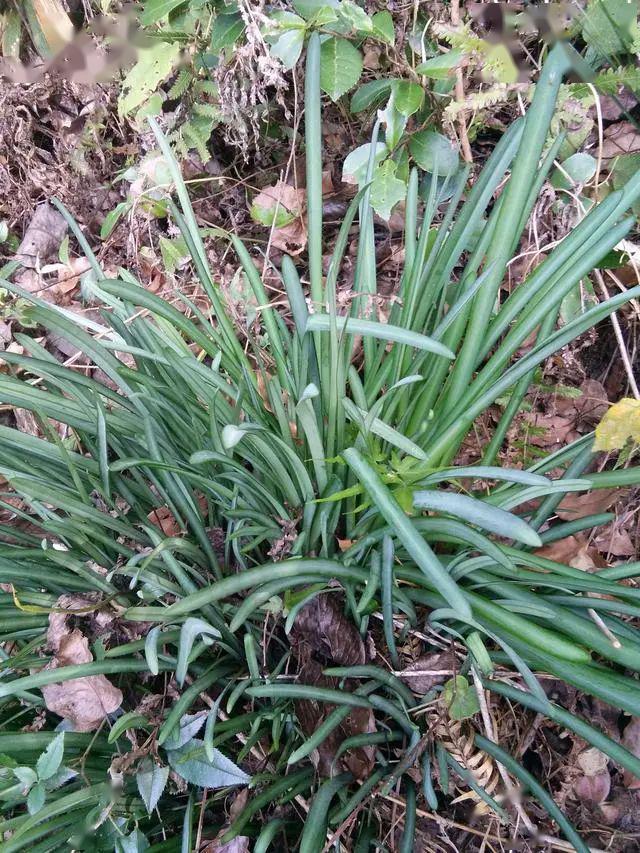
xmin=594 ymin=397 xmax=640 ymax=451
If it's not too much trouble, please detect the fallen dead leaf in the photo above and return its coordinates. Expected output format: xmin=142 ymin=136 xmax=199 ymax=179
xmin=42 ymin=595 xmax=122 ymax=731
xmin=15 ymin=202 xmax=68 ymax=268
xmin=294 ymin=659 xmax=375 ymax=779
xmin=14 ymin=408 xmax=40 ymax=437
xmin=557 ymin=489 xmax=621 ymax=521
xmin=56 ymin=257 xmax=92 ymax=295
xmin=601 ymin=121 xmax=640 ymax=160
xmin=250 ymin=180 xmax=307 ymax=255
xmin=398 ymin=650 xmax=458 ymax=695
xmin=593 ymin=524 xmax=636 ymax=557
xmin=535 ymin=535 xmax=586 ymax=564
xmin=621 ymin=718 xmax=640 ymax=789
xmin=290 ymin=593 xmax=366 ymax=667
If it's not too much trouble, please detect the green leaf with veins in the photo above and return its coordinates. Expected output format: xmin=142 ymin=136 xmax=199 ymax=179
xmin=370 ymin=161 xmax=406 ymax=220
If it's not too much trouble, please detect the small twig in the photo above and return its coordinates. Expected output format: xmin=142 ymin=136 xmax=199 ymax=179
xmin=451 ymin=0 xmax=472 ymax=163
xmin=587 ymin=604 xmax=623 ymax=648
xmin=593 ymin=269 xmax=640 ymax=399
xmin=470 ymin=666 xmax=536 ymax=835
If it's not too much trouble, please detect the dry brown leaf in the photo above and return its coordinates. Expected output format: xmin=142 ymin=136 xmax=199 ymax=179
xmin=594 ymin=525 xmax=636 ymax=557
xmin=56 ymin=257 xmax=92 ymax=295
xmin=557 ymin=489 xmax=620 ymax=521
xmin=398 ymin=650 xmax=458 ymax=695
xmin=535 ymin=534 xmax=586 ymax=564
xmin=15 ymin=203 xmax=68 ymax=268
xmin=14 ymin=408 xmax=40 ymax=437
xmin=42 ymin=596 xmax=122 ymax=731
xmin=525 ymin=413 xmax=580 ymax=447
xmin=147 ymin=505 xmax=181 ymax=537
xmin=621 ymin=719 xmax=640 ymax=789
xmin=294 ymin=660 xmax=374 ymax=779
xmin=250 ymin=181 xmax=307 ymax=255
xmin=574 ymin=770 xmax=611 ymax=804
xmin=290 ymin=593 xmax=366 ymax=667
xmin=601 ymin=121 xmax=640 ymax=160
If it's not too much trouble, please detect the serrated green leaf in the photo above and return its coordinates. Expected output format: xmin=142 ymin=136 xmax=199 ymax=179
xmin=35 ymin=732 xmax=64 ymax=781
xmin=338 ymin=0 xmax=373 ymax=33
xmin=166 ymin=738 xmax=250 ymax=788
xmin=136 ymin=759 xmax=169 ymax=814
xmin=581 ymin=0 xmax=637 ymax=57
xmin=13 ymin=766 xmax=37 ymax=788
xmin=409 ymin=130 xmax=460 ymax=176
xmin=371 ymin=10 xmax=394 ymax=44
xmin=320 ymin=37 xmax=363 ymax=101
xmin=378 ymin=92 xmax=406 ymax=149
xmin=116 ymin=829 xmax=150 ymax=853
xmin=342 ymin=142 xmax=388 ymax=186
xmin=370 ymin=160 xmax=406 ymax=220
xmin=441 ymin=676 xmax=480 ymax=721
xmin=118 ymin=42 xmax=181 ymax=116
xmin=269 ymin=19 xmax=305 ymax=70
xmin=26 ymin=782 xmax=46 ymax=815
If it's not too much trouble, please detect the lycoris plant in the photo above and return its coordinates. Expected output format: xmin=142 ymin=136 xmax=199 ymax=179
xmin=1 ymin=34 xmax=640 ymax=853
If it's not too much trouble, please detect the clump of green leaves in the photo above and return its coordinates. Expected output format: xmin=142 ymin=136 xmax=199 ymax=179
xmin=2 ymin=33 xmax=640 ymax=853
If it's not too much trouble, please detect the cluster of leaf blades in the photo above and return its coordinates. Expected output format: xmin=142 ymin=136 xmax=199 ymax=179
xmin=1 ymin=34 xmax=640 ymax=853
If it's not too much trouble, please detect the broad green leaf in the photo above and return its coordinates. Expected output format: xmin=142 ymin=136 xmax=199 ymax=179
xmin=293 ymin=0 xmax=339 ymax=19
xmin=581 ymin=0 xmax=637 ymax=57
xmin=137 ymin=759 xmax=169 ymax=814
xmin=166 ymin=738 xmax=250 ymax=788
xmin=409 ymin=130 xmax=460 ymax=176
xmin=393 ymin=81 xmax=425 ymax=117
xmin=338 ymin=0 xmax=373 ymax=33
xmin=163 ymin=713 xmax=208 ymax=751
xmin=118 ymin=42 xmax=181 ymax=116
xmin=351 ymin=79 xmax=394 ymax=112
xmin=116 ymin=829 xmax=150 ymax=853
xmin=417 ymin=49 xmax=464 ymax=79
xmin=209 ymin=13 xmax=245 ymax=53
xmin=36 ymin=732 xmax=64 ymax=781
xmin=320 ymin=37 xmax=363 ymax=101
xmin=371 ymin=10 xmax=394 ymax=44
xmin=412 ymin=490 xmax=542 ymax=547
xmin=26 ymin=781 xmax=46 ymax=815
xmin=342 ymin=142 xmax=388 ymax=185
xmin=378 ymin=92 xmax=406 ymax=149
xmin=551 ymin=153 xmax=597 ymax=189
xmin=441 ymin=676 xmax=480 ymax=721
xmin=594 ymin=398 xmax=640 ymax=451
xmin=100 ymin=201 xmax=130 ymax=240
xmin=139 ymin=0 xmax=185 ymax=26
xmin=370 ymin=160 xmax=406 ymax=220
xmin=159 ymin=236 xmax=190 ymax=273
xmin=269 ymin=27 xmax=305 ymax=69
xmin=13 ymin=766 xmax=37 ymax=788
xmin=176 ymin=617 xmax=221 ymax=686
